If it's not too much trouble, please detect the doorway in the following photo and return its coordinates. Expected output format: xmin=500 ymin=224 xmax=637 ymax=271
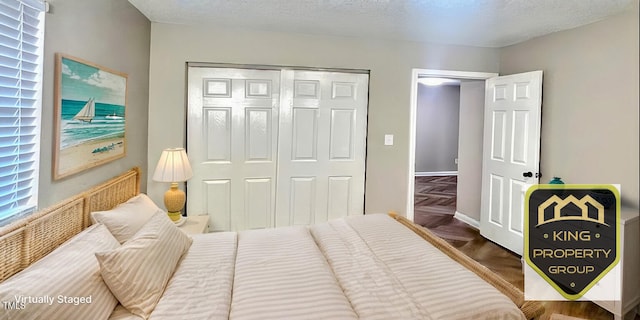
xmin=413 ymin=78 xmax=461 ymax=227
xmin=409 ymin=69 xmax=543 ymax=256
xmin=407 ymin=69 xmax=498 ymax=223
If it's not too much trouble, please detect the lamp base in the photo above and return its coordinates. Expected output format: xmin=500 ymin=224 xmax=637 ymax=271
xmin=164 ymin=182 xmax=186 ymax=220
xmin=167 ymin=211 xmax=182 ymax=222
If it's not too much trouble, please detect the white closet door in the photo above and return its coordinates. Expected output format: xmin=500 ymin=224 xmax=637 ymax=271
xmin=275 ymin=70 xmax=369 ymax=227
xmin=187 ymin=67 xmax=281 ymax=232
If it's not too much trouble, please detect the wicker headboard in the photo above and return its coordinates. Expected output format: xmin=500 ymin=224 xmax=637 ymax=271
xmin=0 ymin=167 xmax=141 ymax=282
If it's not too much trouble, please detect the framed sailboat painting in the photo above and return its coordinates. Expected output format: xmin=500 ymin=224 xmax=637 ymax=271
xmin=53 ymin=53 xmax=128 ymax=180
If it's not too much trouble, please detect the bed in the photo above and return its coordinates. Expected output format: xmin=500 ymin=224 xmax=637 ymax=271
xmin=0 ymin=168 xmax=544 ymax=319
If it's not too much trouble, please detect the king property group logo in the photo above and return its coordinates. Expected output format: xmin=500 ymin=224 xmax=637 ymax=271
xmin=524 ymin=184 xmax=620 ymax=300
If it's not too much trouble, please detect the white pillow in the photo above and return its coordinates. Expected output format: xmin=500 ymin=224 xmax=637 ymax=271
xmin=0 ymin=224 xmax=120 ymax=320
xmin=91 ymin=193 xmax=164 ymax=243
xmin=96 ymin=211 xmax=192 ymax=318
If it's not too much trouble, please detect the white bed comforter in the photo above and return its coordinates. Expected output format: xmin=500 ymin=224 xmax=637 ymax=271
xmin=310 ymin=214 xmax=526 ymax=320
xmin=229 ymin=226 xmax=358 ymax=320
xmin=109 ymin=215 xmax=526 ymax=320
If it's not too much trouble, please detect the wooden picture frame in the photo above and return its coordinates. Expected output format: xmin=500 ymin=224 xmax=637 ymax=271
xmin=53 ymin=53 xmax=128 ymax=180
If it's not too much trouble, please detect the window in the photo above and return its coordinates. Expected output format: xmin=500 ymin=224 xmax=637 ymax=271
xmin=0 ymin=0 xmax=45 ymax=224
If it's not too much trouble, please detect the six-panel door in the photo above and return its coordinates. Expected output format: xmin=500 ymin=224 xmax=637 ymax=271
xmin=187 ymin=68 xmax=281 ymax=231
xmin=275 ymin=70 xmax=368 ymax=227
xmin=480 ymin=70 xmax=543 ymax=255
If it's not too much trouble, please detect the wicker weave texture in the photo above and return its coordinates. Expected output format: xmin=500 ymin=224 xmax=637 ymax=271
xmin=0 ymin=227 xmax=25 ymax=282
xmin=24 ymin=198 xmax=84 ymax=266
xmin=0 ymin=168 xmax=141 ymax=283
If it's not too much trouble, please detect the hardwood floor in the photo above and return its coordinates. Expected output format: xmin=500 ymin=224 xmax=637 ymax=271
xmin=414 ymin=175 xmax=457 ymax=226
xmin=414 ymin=176 xmax=638 ymax=320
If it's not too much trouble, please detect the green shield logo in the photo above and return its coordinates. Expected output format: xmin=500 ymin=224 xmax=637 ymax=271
xmin=524 ymin=184 xmax=620 ymax=300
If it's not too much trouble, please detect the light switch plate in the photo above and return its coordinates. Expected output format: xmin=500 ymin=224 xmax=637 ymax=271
xmin=384 ymin=134 xmax=394 ymax=146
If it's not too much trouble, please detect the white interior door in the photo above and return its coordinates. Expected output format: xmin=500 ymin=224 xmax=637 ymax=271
xmin=187 ymin=67 xmax=281 ymax=232
xmin=275 ymin=70 xmax=368 ymax=227
xmin=480 ymin=70 xmax=543 ymax=255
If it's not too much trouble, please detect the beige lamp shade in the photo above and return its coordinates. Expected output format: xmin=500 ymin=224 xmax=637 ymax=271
xmin=153 ymin=148 xmax=193 ymax=182
xmin=153 ymin=148 xmax=193 ymax=221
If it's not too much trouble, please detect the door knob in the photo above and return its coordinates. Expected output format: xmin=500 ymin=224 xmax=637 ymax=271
xmin=523 ymin=172 xmax=533 ymax=177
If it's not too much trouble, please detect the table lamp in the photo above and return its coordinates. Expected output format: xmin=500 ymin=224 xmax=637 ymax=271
xmin=153 ymin=148 xmax=193 ymax=221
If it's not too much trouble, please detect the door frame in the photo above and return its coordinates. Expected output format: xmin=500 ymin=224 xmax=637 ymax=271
xmin=187 ymin=62 xmax=370 ymax=74
xmin=407 ymin=69 xmax=498 ymax=222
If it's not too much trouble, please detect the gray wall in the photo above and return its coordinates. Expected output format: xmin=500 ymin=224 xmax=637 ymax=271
xmin=146 ymin=23 xmax=500 ymax=215
xmin=456 ymin=81 xmax=485 ymax=221
xmin=39 ymin=0 xmax=151 ymax=208
xmin=415 ymin=85 xmax=460 ymax=173
xmin=145 ymin=3 xmax=638 ymax=216
xmin=500 ymin=2 xmax=639 ymax=209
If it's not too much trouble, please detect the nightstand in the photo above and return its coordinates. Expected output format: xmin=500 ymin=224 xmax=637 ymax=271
xmin=177 ymin=215 xmax=210 ymax=235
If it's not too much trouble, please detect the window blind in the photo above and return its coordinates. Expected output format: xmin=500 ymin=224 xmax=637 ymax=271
xmin=0 ymin=0 xmax=44 ymax=223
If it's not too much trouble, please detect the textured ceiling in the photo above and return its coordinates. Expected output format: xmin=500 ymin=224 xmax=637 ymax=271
xmin=128 ymin=0 xmax=635 ymax=47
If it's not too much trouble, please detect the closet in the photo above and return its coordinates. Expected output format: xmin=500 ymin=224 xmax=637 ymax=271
xmin=187 ymin=66 xmax=369 ymax=232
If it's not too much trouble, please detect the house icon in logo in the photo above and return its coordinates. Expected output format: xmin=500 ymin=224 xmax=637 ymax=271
xmin=537 ymin=194 xmax=607 ymax=226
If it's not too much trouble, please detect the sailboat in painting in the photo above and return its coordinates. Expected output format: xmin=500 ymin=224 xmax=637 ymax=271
xmin=73 ymin=97 xmax=95 ymax=122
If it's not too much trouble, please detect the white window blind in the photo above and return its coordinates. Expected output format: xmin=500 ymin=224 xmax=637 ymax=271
xmin=0 ymin=0 xmax=44 ymax=224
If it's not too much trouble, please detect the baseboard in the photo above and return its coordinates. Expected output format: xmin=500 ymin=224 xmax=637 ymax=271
xmin=454 ymin=211 xmax=480 ymax=229
xmin=415 ymin=171 xmax=458 ymax=177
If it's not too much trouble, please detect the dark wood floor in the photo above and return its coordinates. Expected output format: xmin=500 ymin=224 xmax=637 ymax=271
xmin=414 ymin=176 xmax=638 ymax=320
xmin=414 ymin=175 xmax=457 ymax=222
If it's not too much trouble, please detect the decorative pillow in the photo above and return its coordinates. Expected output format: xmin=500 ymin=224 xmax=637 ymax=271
xmin=0 ymin=224 xmax=120 ymax=320
xmin=91 ymin=193 xmax=164 ymax=244
xmin=96 ymin=211 xmax=192 ymax=318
